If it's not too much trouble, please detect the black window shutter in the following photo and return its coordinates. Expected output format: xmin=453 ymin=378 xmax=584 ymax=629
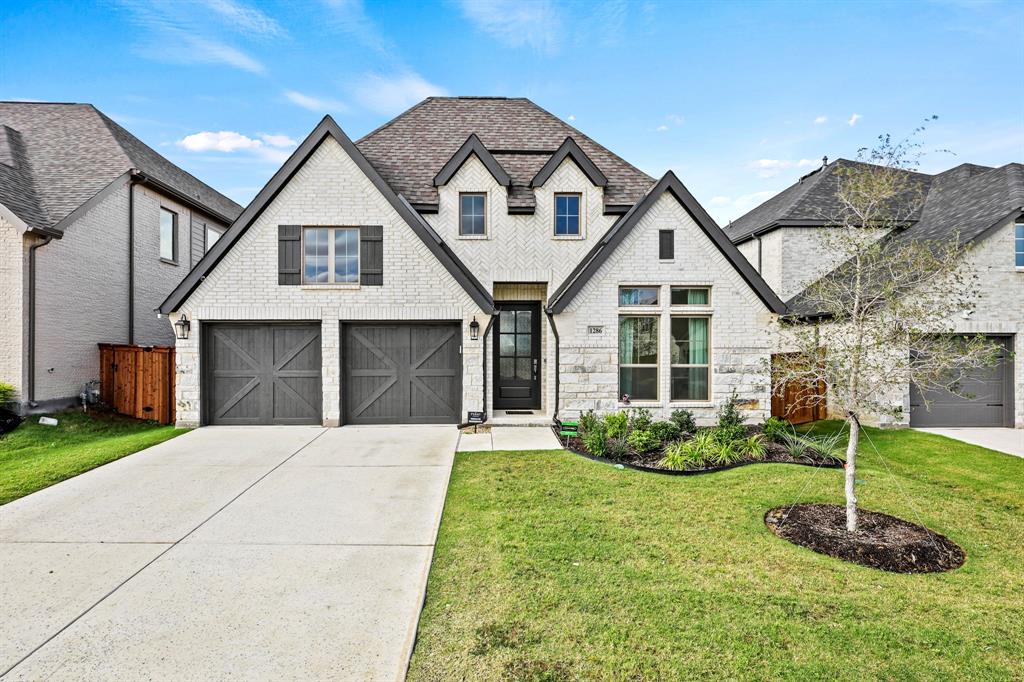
xmin=278 ymin=225 xmax=301 ymax=285
xmin=659 ymin=230 xmax=674 ymax=260
xmin=360 ymin=225 xmax=383 ymax=286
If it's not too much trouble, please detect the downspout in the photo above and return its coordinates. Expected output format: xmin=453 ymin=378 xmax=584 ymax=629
xmin=755 ymin=235 xmax=763 ymax=274
xmin=127 ymin=173 xmax=136 ymax=344
xmin=27 ymin=235 xmax=53 ymax=405
xmin=545 ymin=311 xmax=560 ymax=422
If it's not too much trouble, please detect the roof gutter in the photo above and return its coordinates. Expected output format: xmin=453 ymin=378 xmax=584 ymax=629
xmin=131 ymin=170 xmax=235 ymax=225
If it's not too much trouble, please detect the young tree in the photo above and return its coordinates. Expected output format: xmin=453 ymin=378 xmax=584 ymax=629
xmin=773 ymin=121 xmax=1000 ymax=532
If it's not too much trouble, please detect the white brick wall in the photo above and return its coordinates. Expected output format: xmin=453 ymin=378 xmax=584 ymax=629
xmin=175 ymin=136 xmax=487 ymax=427
xmin=558 ymin=193 xmax=776 ymax=424
xmin=0 ymin=216 xmax=27 ymax=396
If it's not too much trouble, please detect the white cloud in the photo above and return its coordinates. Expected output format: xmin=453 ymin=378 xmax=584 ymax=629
xmin=458 ymin=0 xmax=561 ymax=54
xmin=352 ymin=73 xmax=447 ymax=115
xmin=814 ymin=115 xmax=828 ymax=125
xmin=848 ymin=113 xmax=862 ymax=126
xmin=666 ymin=114 xmax=685 ymax=125
xmin=749 ymin=158 xmax=819 ymax=178
xmin=656 ymin=125 xmax=669 ymax=132
xmin=709 ymin=196 xmax=731 ymax=206
xmin=321 ymin=0 xmax=395 ymax=58
xmin=284 ymin=90 xmax=348 ymax=112
xmin=568 ymin=114 xmax=576 ymax=121
xmin=182 ymin=34 xmax=265 ymax=73
xmin=176 ymin=130 xmax=296 ymax=163
xmin=201 ymin=0 xmax=286 ymax=38
xmin=260 ymin=133 xmax=297 ymax=148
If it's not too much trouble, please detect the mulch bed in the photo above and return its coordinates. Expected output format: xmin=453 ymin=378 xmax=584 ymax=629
xmin=558 ymin=430 xmax=843 ymax=476
xmin=765 ymin=503 xmax=965 ymax=573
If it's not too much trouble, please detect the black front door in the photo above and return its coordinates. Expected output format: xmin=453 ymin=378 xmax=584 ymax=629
xmin=493 ymin=303 xmax=542 ymax=410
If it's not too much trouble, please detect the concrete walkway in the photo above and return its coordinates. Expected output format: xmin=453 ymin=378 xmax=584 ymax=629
xmin=0 ymin=425 xmax=457 ymax=681
xmin=914 ymin=427 xmax=1024 ymax=458
xmin=456 ymin=425 xmax=563 ymax=452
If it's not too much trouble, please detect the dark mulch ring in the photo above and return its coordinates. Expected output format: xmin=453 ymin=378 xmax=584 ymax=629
xmin=557 ymin=430 xmax=843 ymax=476
xmin=765 ymin=503 xmax=966 ymax=573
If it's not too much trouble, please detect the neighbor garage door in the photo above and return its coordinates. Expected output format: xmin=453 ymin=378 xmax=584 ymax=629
xmin=342 ymin=323 xmax=461 ymax=424
xmin=910 ymin=336 xmax=1013 ymax=427
xmin=203 ymin=323 xmax=322 ymax=425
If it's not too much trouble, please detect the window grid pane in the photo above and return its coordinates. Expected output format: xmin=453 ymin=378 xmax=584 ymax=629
xmin=460 ymin=195 xmax=486 ymax=235
xmin=619 ymin=286 xmax=659 ymax=306
xmin=555 ymin=194 xmax=580 ymax=235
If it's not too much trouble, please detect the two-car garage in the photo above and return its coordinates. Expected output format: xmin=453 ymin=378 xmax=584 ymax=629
xmin=203 ymin=322 xmax=462 ymax=426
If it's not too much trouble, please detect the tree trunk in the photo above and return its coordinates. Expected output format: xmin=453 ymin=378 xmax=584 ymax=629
xmin=845 ymin=413 xmax=861 ymax=532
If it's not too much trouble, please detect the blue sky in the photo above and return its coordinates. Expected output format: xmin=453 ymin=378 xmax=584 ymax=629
xmin=2 ymin=0 xmax=1022 ymax=222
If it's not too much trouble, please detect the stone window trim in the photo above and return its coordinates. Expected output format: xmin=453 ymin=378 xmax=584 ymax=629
xmin=1015 ymin=221 xmax=1023 ymax=271
xmin=301 ymin=226 xmax=360 ymax=285
xmin=459 ymin=192 xmax=488 ymax=238
xmin=159 ymin=207 xmax=178 ymax=265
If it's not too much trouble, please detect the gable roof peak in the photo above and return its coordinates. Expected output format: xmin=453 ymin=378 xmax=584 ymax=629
xmin=531 ymin=135 xmax=608 ymax=188
xmin=433 ymin=132 xmax=511 ymax=187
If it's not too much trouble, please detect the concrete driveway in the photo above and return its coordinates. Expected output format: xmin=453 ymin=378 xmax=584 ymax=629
xmin=0 ymin=425 xmax=457 ymax=681
xmin=914 ymin=427 xmax=1024 ymax=458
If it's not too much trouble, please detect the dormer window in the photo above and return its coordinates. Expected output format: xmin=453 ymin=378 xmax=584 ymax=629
xmin=554 ymin=193 xmax=580 ymax=236
xmin=1016 ymin=221 xmax=1023 ymax=269
xmin=460 ymin=193 xmax=486 ymax=236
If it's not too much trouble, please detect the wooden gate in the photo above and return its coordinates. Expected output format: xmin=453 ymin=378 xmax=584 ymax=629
xmin=98 ymin=344 xmax=175 ymax=424
xmin=771 ymin=353 xmax=826 ymax=425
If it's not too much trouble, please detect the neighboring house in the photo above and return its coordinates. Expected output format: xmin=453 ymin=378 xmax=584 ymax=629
xmin=0 ymin=102 xmax=242 ymax=413
xmin=726 ymin=159 xmax=1024 ymax=428
xmin=160 ymin=97 xmax=784 ymax=427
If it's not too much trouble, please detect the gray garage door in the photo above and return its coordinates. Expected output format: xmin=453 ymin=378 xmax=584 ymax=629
xmin=910 ymin=336 xmax=1013 ymax=427
xmin=343 ymin=323 xmax=461 ymax=425
xmin=204 ymin=323 xmax=322 ymax=425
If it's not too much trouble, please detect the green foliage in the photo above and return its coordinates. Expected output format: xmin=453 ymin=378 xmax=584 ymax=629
xmin=713 ymin=423 xmax=746 ymax=446
xmin=669 ymin=409 xmax=697 ymax=434
xmin=716 ymin=390 xmax=745 ymax=430
xmin=581 ymin=420 xmax=609 ymax=458
xmin=578 ymin=410 xmax=600 ymax=438
xmin=798 ymin=429 xmax=847 ymax=459
xmin=628 ymin=408 xmax=653 ymax=432
xmin=627 ymin=429 xmax=661 ymax=454
xmin=762 ymin=416 xmax=793 ymax=443
xmin=737 ymin=434 xmax=767 ymax=460
xmin=0 ymin=383 xmax=16 ymax=406
xmin=659 ymin=430 xmax=719 ymax=470
xmin=648 ymin=420 xmax=681 ymax=444
xmin=606 ymin=437 xmax=629 ymax=460
xmin=780 ymin=432 xmax=808 ymax=459
xmin=605 ymin=411 xmax=629 ymax=439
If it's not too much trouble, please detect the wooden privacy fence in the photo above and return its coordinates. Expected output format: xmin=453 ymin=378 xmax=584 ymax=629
xmin=98 ymin=344 xmax=175 ymax=424
xmin=771 ymin=353 xmax=827 ymax=425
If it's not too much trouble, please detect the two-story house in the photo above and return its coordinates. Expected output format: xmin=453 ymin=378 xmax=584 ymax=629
xmin=726 ymin=159 xmax=1024 ymax=428
xmin=0 ymin=102 xmax=242 ymax=413
xmin=159 ymin=97 xmax=785 ymax=427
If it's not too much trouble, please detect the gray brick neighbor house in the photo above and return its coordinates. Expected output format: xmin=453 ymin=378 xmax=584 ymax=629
xmin=0 ymin=102 xmax=241 ymax=413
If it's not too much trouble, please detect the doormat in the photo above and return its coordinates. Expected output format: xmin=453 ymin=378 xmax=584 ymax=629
xmin=505 ymin=410 xmax=535 ymax=415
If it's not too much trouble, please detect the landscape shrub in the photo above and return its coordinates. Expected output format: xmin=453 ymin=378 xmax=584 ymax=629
xmin=762 ymin=416 xmax=792 ymax=443
xmin=582 ymin=420 xmax=609 ymax=457
xmin=628 ymin=407 xmax=653 ymax=432
xmin=737 ymin=434 xmax=767 ymax=460
xmin=717 ymin=390 xmax=746 ymax=430
xmin=627 ymin=429 xmax=661 ymax=454
xmin=0 ymin=383 xmax=16 ymax=406
xmin=606 ymin=436 xmax=629 ymax=460
xmin=669 ymin=409 xmax=696 ymax=434
xmin=659 ymin=430 xmax=718 ymax=470
xmin=648 ymin=420 xmax=681 ymax=444
xmin=578 ymin=410 xmax=600 ymax=437
xmin=605 ymin=411 xmax=629 ymax=439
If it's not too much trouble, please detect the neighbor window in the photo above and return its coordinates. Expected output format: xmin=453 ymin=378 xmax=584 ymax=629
xmin=159 ymin=208 xmax=177 ymax=261
xmin=554 ymin=193 xmax=581 ymax=236
xmin=303 ymin=227 xmax=359 ymax=284
xmin=618 ymin=286 xmax=659 ymax=306
xmin=1016 ymin=221 xmax=1024 ymax=269
xmin=206 ymin=225 xmax=224 ymax=252
xmin=671 ymin=316 xmax=710 ymax=401
xmin=460 ymin=193 xmax=486 ymax=235
xmin=619 ymin=316 xmax=659 ymax=401
xmin=670 ymin=287 xmax=710 ymax=305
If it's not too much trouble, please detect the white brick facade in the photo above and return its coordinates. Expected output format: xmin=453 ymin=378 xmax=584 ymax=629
xmin=0 ymin=215 xmax=28 ymax=395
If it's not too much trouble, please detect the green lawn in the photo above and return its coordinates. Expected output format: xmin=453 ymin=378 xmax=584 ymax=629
xmin=0 ymin=410 xmax=186 ymax=505
xmin=410 ymin=424 xmax=1024 ymax=681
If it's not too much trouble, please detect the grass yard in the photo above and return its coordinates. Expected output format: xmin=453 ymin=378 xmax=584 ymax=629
xmin=409 ymin=424 xmax=1024 ymax=681
xmin=0 ymin=410 xmax=185 ymax=505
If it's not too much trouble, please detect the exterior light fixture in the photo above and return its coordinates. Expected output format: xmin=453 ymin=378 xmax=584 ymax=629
xmin=469 ymin=316 xmax=480 ymax=341
xmin=174 ymin=315 xmax=191 ymax=340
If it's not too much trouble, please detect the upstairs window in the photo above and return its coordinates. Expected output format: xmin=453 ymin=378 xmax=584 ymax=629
xmin=159 ymin=208 xmax=177 ymax=262
xmin=554 ymin=193 xmax=580 ymax=236
xmin=206 ymin=225 xmax=224 ymax=252
xmin=460 ymin=193 xmax=486 ymax=235
xmin=1016 ymin=221 xmax=1023 ymax=269
xmin=303 ymin=227 xmax=359 ymax=284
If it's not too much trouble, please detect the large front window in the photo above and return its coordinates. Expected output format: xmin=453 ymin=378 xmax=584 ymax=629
xmin=460 ymin=193 xmax=486 ymax=235
xmin=671 ymin=316 xmax=710 ymax=401
xmin=303 ymin=227 xmax=359 ymax=284
xmin=618 ymin=316 xmax=658 ymax=401
xmin=1016 ymin=221 xmax=1023 ymax=269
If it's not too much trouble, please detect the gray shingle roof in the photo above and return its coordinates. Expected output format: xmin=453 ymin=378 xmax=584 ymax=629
xmin=355 ymin=97 xmax=653 ymax=212
xmin=724 ymin=159 xmax=933 ymax=242
xmin=785 ymin=162 xmax=1024 ymax=316
xmin=0 ymin=102 xmax=241 ymax=233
